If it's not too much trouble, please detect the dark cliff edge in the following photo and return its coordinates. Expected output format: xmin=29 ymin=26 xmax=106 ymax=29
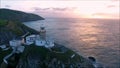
xmin=0 ymin=9 xmax=44 ymax=22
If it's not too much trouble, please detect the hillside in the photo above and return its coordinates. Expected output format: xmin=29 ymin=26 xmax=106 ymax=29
xmin=16 ymin=44 xmax=94 ymax=68
xmin=0 ymin=19 xmax=38 ymax=44
xmin=0 ymin=9 xmax=44 ymax=22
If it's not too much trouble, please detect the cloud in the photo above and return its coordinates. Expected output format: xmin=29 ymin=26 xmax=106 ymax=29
xmin=92 ymin=13 xmax=119 ymax=19
xmin=93 ymin=13 xmax=110 ymax=16
xmin=32 ymin=7 xmax=77 ymax=18
xmin=5 ymin=5 xmax=11 ymax=8
xmin=107 ymin=5 xmax=116 ymax=8
xmin=52 ymin=7 xmax=76 ymax=11
xmin=111 ymin=0 xmax=119 ymax=1
xmin=32 ymin=7 xmax=76 ymax=11
xmin=52 ymin=8 xmax=68 ymax=11
xmin=33 ymin=7 xmax=51 ymax=11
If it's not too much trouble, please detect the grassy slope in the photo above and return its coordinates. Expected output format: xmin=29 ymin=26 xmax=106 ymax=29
xmin=0 ymin=20 xmax=8 ymax=27
xmin=0 ymin=48 xmax=12 ymax=64
xmin=0 ymin=19 xmax=38 ymax=44
xmin=2 ymin=20 xmax=38 ymax=36
xmin=19 ymin=44 xmax=94 ymax=68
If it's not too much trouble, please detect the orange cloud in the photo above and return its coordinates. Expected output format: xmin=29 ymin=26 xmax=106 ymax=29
xmin=107 ymin=5 xmax=116 ymax=8
xmin=92 ymin=13 xmax=119 ymax=19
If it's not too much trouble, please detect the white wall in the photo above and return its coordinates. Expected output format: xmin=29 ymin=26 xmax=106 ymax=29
xmin=35 ymin=40 xmax=46 ymax=46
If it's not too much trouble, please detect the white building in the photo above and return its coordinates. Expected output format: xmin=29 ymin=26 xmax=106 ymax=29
xmin=9 ymin=39 xmax=25 ymax=53
xmin=9 ymin=40 xmax=21 ymax=47
xmin=35 ymin=39 xmax=46 ymax=46
xmin=25 ymin=35 xmax=36 ymax=45
xmin=45 ymin=40 xmax=54 ymax=48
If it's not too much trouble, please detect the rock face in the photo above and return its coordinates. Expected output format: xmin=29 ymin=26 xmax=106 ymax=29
xmin=0 ymin=9 xmax=44 ymax=22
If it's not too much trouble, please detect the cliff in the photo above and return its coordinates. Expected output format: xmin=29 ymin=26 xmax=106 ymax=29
xmin=0 ymin=9 xmax=44 ymax=22
xmin=16 ymin=44 xmax=94 ymax=68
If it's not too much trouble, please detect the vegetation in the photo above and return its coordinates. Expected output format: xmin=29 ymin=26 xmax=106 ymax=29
xmin=6 ymin=21 xmax=38 ymax=36
xmin=51 ymin=46 xmax=84 ymax=63
xmin=0 ymin=48 xmax=12 ymax=64
xmin=0 ymin=19 xmax=38 ymax=44
xmin=21 ymin=44 xmax=85 ymax=64
xmin=21 ymin=45 xmax=50 ymax=60
xmin=17 ymin=44 xmax=94 ymax=68
xmin=0 ymin=20 xmax=8 ymax=27
xmin=0 ymin=44 xmax=94 ymax=68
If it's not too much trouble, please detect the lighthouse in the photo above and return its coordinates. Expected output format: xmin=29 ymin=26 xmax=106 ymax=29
xmin=35 ymin=25 xmax=46 ymax=46
xmin=34 ymin=23 xmax=54 ymax=48
xmin=39 ymin=26 xmax=46 ymax=40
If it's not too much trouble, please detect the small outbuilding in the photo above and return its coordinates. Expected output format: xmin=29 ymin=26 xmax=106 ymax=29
xmin=9 ymin=39 xmax=21 ymax=49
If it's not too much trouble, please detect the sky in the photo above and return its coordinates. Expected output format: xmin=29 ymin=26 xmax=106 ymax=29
xmin=0 ymin=0 xmax=120 ymax=19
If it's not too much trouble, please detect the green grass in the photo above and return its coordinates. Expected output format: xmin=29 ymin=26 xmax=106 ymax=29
xmin=0 ymin=41 xmax=94 ymax=68
xmin=0 ymin=20 xmax=23 ymax=36
xmin=51 ymin=47 xmax=84 ymax=63
xmin=21 ymin=45 xmax=50 ymax=60
xmin=0 ymin=62 xmax=8 ymax=68
xmin=0 ymin=45 xmax=94 ymax=68
xmin=0 ymin=20 xmax=8 ymax=27
xmin=21 ymin=44 xmax=84 ymax=64
xmin=16 ymin=44 xmax=94 ymax=68
xmin=0 ymin=48 xmax=12 ymax=64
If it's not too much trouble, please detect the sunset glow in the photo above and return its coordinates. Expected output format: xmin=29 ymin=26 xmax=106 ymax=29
xmin=1 ymin=0 xmax=119 ymax=19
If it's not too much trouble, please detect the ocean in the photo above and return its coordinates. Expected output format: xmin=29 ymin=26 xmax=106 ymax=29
xmin=23 ymin=18 xmax=120 ymax=68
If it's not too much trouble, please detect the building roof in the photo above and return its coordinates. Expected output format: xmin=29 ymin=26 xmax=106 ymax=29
xmin=26 ymin=35 xmax=36 ymax=38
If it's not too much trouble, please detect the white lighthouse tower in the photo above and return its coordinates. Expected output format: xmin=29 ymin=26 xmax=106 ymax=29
xmin=39 ymin=26 xmax=46 ymax=40
xmin=35 ymin=23 xmax=54 ymax=48
xmin=35 ymin=25 xmax=46 ymax=46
